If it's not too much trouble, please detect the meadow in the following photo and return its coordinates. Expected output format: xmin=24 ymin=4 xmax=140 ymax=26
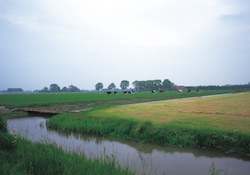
xmin=0 ymin=90 xmax=231 ymax=108
xmin=47 ymin=92 xmax=250 ymax=155
xmin=1 ymin=90 xmax=249 ymax=174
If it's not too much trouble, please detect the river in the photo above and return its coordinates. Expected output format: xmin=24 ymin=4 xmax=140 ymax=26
xmin=7 ymin=116 xmax=250 ymax=175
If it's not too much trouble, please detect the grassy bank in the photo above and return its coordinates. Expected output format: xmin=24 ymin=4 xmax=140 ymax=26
xmin=0 ymin=116 xmax=134 ymax=175
xmin=47 ymin=93 xmax=250 ymax=155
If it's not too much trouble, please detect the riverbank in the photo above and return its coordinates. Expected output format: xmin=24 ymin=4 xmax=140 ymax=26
xmin=47 ymin=92 xmax=250 ymax=156
xmin=0 ymin=116 xmax=135 ymax=175
xmin=7 ymin=116 xmax=250 ymax=175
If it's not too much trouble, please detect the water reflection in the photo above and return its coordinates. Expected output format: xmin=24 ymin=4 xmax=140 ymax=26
xmin=7 ymin=117 xmax=250 ymax=175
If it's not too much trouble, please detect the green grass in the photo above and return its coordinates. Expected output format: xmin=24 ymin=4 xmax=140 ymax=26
xmin=0 ymin=90 xmax=231 ymax=108
xmin=0 ymin=115 xmax=134 ymax=175
xmin=47 ymin=93 xmax=250 ymax=155
xmin=0 ymin=139 xmax=134 ymax=175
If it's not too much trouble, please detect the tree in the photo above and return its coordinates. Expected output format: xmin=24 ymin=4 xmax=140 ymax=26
xmin=162 ymin=79 xmax=176 ymax=90
xmin=132 ymin=81 xmax=139 ymax=91
xmin=95 ymin=82 xmax=103 ymax=91
xmin=61 ymin=87 xmax=68 ymax=92
xmin=120 ymin=80 xmax=129 ymax=90
xmin=49 ymin=84 xmax=60 ymax=92
xmin=68 ymin=85 xmax=80 ymax=92
xmin=7 ymin=88 xmax=23 ymax=93
xmin=152 ymin=80 xmax=162 ymax=90
xmin=40 ymin=87 xmax=49 ymax=93
xmin=108 ymin=83 xmax=116 ymax=90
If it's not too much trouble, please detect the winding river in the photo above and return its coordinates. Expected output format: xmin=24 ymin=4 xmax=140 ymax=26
xmin=7 ymin=116 xmax=250 ymax=175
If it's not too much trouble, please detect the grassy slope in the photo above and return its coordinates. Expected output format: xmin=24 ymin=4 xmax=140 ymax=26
xmin=47 ymin=92 xmax=250 ymax=155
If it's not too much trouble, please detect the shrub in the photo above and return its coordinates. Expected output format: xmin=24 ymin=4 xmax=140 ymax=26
xmin=0 ymin=116 xmax=7 ymax=132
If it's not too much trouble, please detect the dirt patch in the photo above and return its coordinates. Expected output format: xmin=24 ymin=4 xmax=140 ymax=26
xmin=0 ymin=106 xmax=13 ymax=114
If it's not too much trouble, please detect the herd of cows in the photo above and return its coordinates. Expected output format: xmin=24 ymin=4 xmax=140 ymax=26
xmin=105 ymin=89 xmax=202 ymax=95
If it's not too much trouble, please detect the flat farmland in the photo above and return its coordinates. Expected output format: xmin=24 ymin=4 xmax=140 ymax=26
xmin=87 ymin=92 xmax=250 ymax=133
xmin=0 ymin=90 xmax=230 ymax=108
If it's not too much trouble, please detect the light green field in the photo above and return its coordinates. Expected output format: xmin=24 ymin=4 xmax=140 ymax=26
xmin=87 ymin=92 xmax=250 ymax=133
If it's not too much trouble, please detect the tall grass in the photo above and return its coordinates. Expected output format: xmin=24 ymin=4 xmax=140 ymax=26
xmin=0 ymin=139 xmax=134 ymax=175
xmin=0 ymin=115 xmax=134 ymax=175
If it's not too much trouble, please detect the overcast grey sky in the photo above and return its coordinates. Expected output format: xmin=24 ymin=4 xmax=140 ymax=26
xmin=1 ymin=0 xmax=249 ymax=90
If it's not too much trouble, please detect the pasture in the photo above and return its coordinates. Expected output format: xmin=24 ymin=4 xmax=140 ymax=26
xmin=47 ymin=92 xmax=250 ymax=154
xmin=90 ymin=92 xmax=250 ymax=133
xmin=0 ymin=90 xmax=230 ymax=108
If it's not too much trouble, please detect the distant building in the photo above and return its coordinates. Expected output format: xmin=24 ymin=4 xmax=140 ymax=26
xmin=177 ymin=86 xmax=185 ymax=90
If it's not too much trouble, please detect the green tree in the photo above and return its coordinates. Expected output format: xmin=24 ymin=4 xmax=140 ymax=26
xmin=40 ymin=87 xmax=49 ymax=93
xmin=68 ymin=85 xmax=80 ymax=92
xmin=132 ymin=81 xmax=139 ymax=90
xmin=120 ymin=80 xmax=129 ymax=90
xmin=61 ymin=87 xmax=68 ymax=92
xmin=162 ymin=79 xmax=176 ymax=90
xmin=49 ymin=84 xmax=60 ymax=92
xmin=152 ymin=80 xmax=162 ymax=90
xmin=108 ymin=83 xmax=116 ymax=90
xmin=95 ymin=82 xmax=103 ymax=91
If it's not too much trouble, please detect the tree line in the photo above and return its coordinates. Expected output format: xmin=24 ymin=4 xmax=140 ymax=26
xmin=1 ymin=81 xmax=249 ymax=93
xmin=40 ymin=84 xmax=81 ymax=93
xmin=95 ymin=79 xmax=177 ymax=91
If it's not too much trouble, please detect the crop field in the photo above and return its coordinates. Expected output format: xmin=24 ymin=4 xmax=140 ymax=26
xmin=87 ymin=92 xmax=250 ymax=133
xmin=0 ymin=90 xmax=231 ymax=108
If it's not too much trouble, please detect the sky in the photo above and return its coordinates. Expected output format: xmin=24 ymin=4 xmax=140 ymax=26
xmin=0 ymin=0 xmax=249 ymax=91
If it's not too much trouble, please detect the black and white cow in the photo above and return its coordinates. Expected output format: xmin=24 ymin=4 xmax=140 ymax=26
xmin=151 ymin=90 xmax=156 ymax=94
xmin=197 ymin=89 xmax=202 ymax=93
xmin=123 ymin=91 xmax=128 ymax=95
xmin=106 ymin=91 xmax=112 ymax=95
xmin=159 ymin=90 xmax=166 ymax=93
xmin=177 ymin=89 xmax=183 ymax=94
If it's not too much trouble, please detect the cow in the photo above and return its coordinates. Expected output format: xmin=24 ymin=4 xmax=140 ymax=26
xmin=159 ymin=89 xmax=165 ymax=93
xmin=114 ymin=91 xmax=118 ymax=95
xmin=123 ymin=91 xmax=128 ymax=95
xmin=106 ymin=91 xmax=112 ymax=95
xmin=197 ymin=89 xmax=202 ymax=93
xmin=151 ymin=90 xmax=156 ymax=94
xmin=188 ymin=90 xmax=191 ymax=93
xmin=177 ymin=89 xmax=183 ymax=94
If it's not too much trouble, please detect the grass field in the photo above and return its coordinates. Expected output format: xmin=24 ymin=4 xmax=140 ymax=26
xmin=0 ymin=90 xmax=231 ymax=108
xmin=1 ymin=91 xmax=249 ymax=174
xmin=47 ymin=92 xmax=250 ymax=154
xmin=90 ymin=92 xmax=250 ymax=133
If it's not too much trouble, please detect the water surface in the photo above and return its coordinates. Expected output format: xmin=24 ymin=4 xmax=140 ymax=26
xmin=7 ymin=117 xmax=250 ymax=175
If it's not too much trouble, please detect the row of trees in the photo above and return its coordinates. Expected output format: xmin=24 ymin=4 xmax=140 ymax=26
xmin=186 ymin=84 xmax=250 ymax=92
xmin=95 ymin=79 xmax=177 ymax=91
xmin=40 ymin=84 xmax=81 ymax=93
xmin=6 ymin=88 xmax=24 ymax=93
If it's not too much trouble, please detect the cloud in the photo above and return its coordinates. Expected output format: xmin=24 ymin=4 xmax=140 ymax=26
xmin=0 ymin=0 xmax=249 ymax=90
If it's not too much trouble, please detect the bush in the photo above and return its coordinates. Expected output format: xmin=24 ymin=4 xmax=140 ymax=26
xmin=0 ymin=116 xmax=7 ymax=132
